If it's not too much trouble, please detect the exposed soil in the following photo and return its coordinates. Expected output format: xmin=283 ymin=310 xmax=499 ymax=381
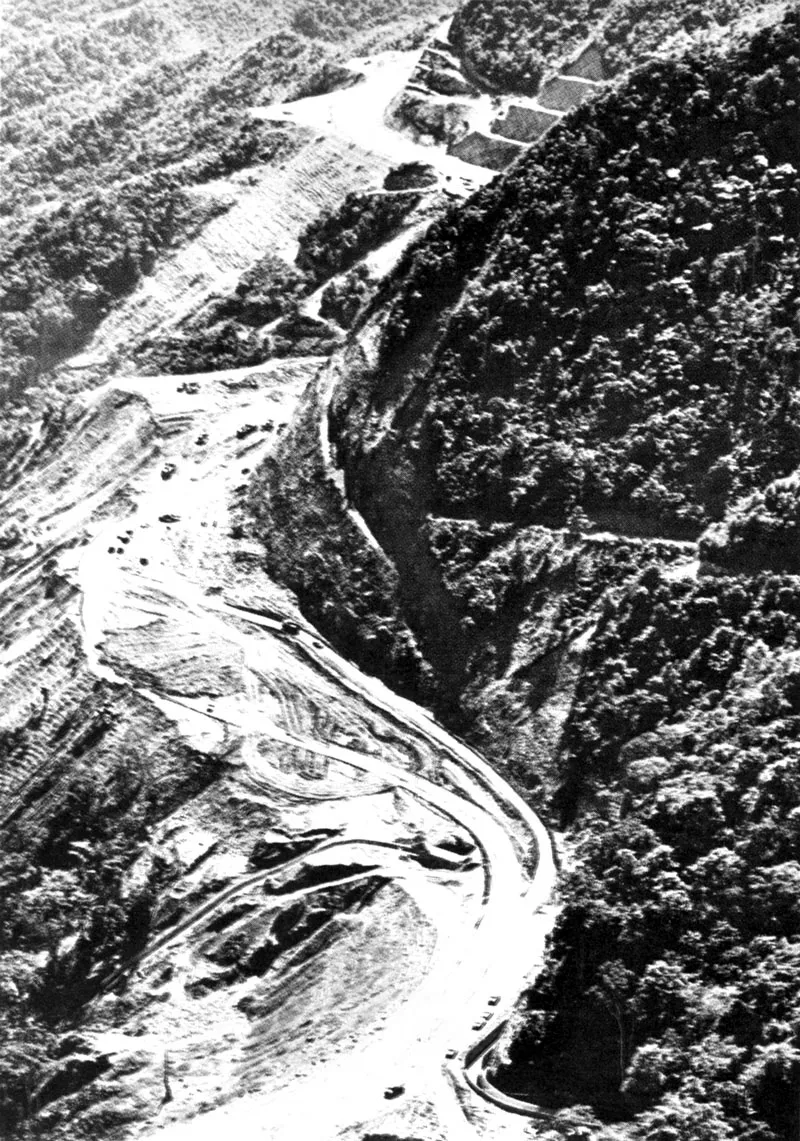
xmin=0 ymin=23 xmax=563 ymax=1141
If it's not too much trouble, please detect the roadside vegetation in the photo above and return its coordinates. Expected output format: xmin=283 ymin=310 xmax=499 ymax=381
xmin=252 ymin=9 xmax=800 ymax=1137
xmin=319 ymin=263 xmax=376 ymax=328
xmin=701 ymin=474 xmax=800 ymax=575
xmin=297 ymin=190 xmax=422 ymax=284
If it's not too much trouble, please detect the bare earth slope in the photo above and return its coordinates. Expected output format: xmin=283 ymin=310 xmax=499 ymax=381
xmin=1 ymin=355 xmax=557 ymax=1141
xmin=0 ymin=19 xmax=562 ymax=1141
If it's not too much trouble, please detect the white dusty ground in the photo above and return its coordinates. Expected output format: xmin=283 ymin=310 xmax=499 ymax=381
xmin=1 ymin=25 xmax=566 ymax=1141
xmin=250 ymin=46 xmax=495 ymax=195
xmin=62 ymin=14 xmax=608 ymax=382
xmin=5 ymin=359 xmax=555 ymax=1141
xmin=64 ymin=32 xmax=493 ymax=379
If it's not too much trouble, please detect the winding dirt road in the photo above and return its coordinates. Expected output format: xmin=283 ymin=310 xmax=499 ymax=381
xmin=0 ymin=34 xmax=575 ymax=1140
xmin=37 ymin=355 xmax=557 ymax=1140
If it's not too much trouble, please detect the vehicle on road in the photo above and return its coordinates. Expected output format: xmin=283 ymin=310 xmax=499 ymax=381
xmin=282 ymin=619 xmax=300 ymax=635
xmin=383 ymin=1085 xmax=404 ymax=1100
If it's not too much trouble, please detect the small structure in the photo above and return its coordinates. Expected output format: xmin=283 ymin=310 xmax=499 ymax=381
xmin=562 ymin=41 xmax=608 ymax=83
xmin=449 ymin=131 xmax=524 ymax=171
xmin=538 ymin=75 xmax=600 ymax=112
xmin=492 ymin=104 xmax=560 ymax=143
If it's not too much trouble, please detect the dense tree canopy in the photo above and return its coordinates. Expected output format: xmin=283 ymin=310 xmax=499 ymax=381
xmin=499 ymin=570 xmax=800 ymax=1139
xmin=369 ymin=10 xmax=800 ymax=540
xmin=449 ymin=0 xmax=766 ymax=92
xmin=316 ymin=12 xmax=800 ymax=1137
xmin=701 ymin=471 xmax=800 ymax=574
xmin=450 ymin=0 xmax=608 ymax=92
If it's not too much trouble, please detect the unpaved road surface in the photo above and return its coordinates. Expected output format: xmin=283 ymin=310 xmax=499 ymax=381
xmin=86 ymin=368 xmax=557 ymax=1141
xmin=1 ymin=356 xmax=556 ymax=1140
xmin=0 ymin=31 xmax=560 ymax=1141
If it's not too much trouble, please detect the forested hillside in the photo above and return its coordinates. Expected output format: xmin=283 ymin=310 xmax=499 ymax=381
xmin=496 ymin=568 xmax=800 ymax=1140
xmin=450 ymin=0 xmax=768 ymax=92
xmin=367 ymin=9 xmax=799 ymax=541
xmin=1 ymin=0 xmax=434 ymax=216
xmin=254 ymin=7 xmax=800 ymax=1136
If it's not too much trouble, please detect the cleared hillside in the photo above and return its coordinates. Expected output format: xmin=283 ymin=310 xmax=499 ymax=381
xmin=0 ymin=0 xmax=444 ymax=458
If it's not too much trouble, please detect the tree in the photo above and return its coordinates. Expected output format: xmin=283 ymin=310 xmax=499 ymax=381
xmin=588 ymin=960 xmax=637 ymax=1088
xmin=638 ymin=1091 xmax=737 ymax=1141
xmin=744 ymin=1038 xmax=800 ymax=1140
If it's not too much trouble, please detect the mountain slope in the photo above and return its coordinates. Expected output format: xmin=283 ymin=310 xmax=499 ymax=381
xmin=251 ymin=7 xmax=800 ymax=1136
xmin=3 ymin=1 xmax=800 ymax=1138
xmin=348 ymin=7 xmax=799 ymax=539
xmin=257 ymin=4 xmax=799 ymax=709
xmin=449 ymin=0 xmax=771 ymax=92
xmin=0 ymin=0 xmax=443 ymax=455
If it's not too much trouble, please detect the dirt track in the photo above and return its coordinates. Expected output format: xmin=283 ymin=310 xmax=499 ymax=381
xmin=69 ymin=365 xmax=555 ymax=1140
xmin=0 ymin=345 xmax=554 ymax=1139
xmin=0 ymin=34 xmax=565 ymax=1140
